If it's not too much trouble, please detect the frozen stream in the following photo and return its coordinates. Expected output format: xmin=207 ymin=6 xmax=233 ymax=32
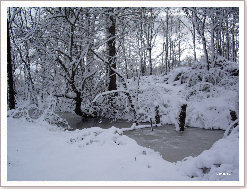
xmin=59 ymin=112 xmax=224 ymax=162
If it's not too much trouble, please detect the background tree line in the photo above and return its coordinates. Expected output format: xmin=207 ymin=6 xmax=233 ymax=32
xmin=7 ymin=7 xmax=239 ymax=118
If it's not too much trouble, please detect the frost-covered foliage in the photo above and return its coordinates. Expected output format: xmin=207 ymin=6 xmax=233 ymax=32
xmin=130 ymin=76 xmax=186 ymax=128
xmin=91 ymin=92 xmax=133 ymax=120
xmin=158 ymin=59 xmax=238 ymax=130
xmin=55 ymin=98 xmax=75 ymax=113
xmin=180 ymin=59 xmax=238 ymax=130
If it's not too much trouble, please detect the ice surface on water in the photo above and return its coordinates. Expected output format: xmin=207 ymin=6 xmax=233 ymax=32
xmin=124 ymin=125 xmax=224 ymax=162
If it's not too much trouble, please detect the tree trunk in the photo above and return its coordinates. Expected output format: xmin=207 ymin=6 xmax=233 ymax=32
xmin=74 ymin=92 xmax=84 ymax=117
xmin=69 ymin=25 xmax=74 ymax=62
xmin=148 ymin=47 xmax=152 ymax=75
xmin=161 ymin=40 xmax=165 ymax=74
xmin=192 ymin=9 xmax=209 ymax=70
xmin=232 ymin=31 xmax=236 ymax=62
xmin=219 ymin=30 xmax=222 ymax=56
xmin=107 ymin=8 xmax=117 ymax=91
xmin=210 ymin=25 xmax=215 ymax=63
xmin=202 ymin=34 xmax=210 ymax=70
xmin=178 ymin=104 xmax=187 ymax=131
xmin=230 ymin=110 xmax=238 ymax=128
xmin=226 ymin=19 xmax=230 ymax=60
xmin=122 ymin=36 xmax=129 ymax=79
xmin=169 ymin=15 xmax=173 ymax=72
xmin=193 ymin=26 xmax=196 ymax=62
xmin=7 ymin=22 xmax=16 ymax=109
xmin=140 ymin=9 xmax=146 ymax=76
xmin=86 ymin=12 xmax=94 ymax=71
xmin=165 ymin=8 xmax=169 ymax=74
xmin=192 ymin=11 xmax=197 ymax=62
xmin=155 ymin=105 xmax=160 ymax=125
xmin=178 ymin=20 xmax=181 ymax=65
xmin=148 ymin=8 xmax=153 ymax=75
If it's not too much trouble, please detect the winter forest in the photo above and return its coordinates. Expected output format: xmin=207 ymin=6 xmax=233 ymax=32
xmin=6 ymin=6 xmax=240 ymax=182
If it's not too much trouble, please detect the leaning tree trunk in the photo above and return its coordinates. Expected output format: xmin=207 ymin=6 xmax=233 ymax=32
xmin=7 ymin=21 xmax=16 ymax=109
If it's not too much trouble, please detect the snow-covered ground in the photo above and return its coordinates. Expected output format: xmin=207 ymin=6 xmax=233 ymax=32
xmin=7 ymin=117 xmax=239 ymax=181
xmin=7 ymin=118 xmax=187 ymax=181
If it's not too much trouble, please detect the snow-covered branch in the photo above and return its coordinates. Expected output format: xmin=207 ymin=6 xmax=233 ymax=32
xmin=92 ymin=90 xmax=129 ymax=103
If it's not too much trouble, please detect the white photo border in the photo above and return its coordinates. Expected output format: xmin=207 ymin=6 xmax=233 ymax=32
xmin=1 ymin=0 xmax=244 ymax=186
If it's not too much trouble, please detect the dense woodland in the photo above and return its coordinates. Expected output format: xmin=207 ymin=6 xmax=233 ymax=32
xmin=7 ymin=7 xmax=239 ymax=123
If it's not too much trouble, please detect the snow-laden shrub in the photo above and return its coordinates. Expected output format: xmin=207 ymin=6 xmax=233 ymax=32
xmin=214 ymin=56 xmax=238 ymax=74
xmin=8 ymin=96 xmax=70 ymax=129
xmin=186 ymin=101 xmax=232 ymax=130
xmin=8 ymin=102 xmax=42 ymax=122
xmin=91 ymin=92 xmax=133 ymax=121
xmin=161 ymin=59 xmax=239 ymax=130
xmin=168 ymin=58 xmax=239 ymax=88
xmin=124 ymin=75 xmax=187 ymax=126
xmin=55 ymin=97 xmax=75 ymax=113
xmin=185 ymin=86 xmax=238 ymax=130
xmin=136 ymin=85 xmax=164 ymax=122
xmin=164 ymin=67 xmax=187 ymax=85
